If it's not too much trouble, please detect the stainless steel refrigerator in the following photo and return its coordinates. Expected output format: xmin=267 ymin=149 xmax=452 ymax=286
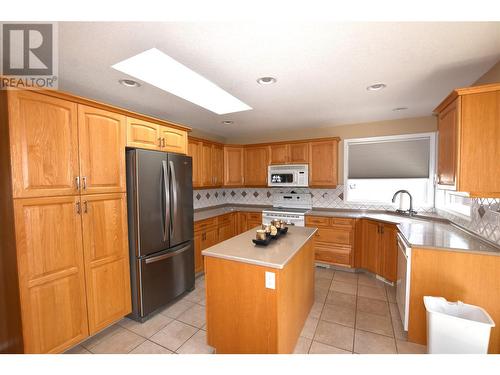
xmin=126 ymin=149 xmax=194 ymax=321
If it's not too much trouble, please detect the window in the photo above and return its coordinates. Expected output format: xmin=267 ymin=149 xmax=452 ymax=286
xmin=344 ymin=133 xmax=436 ymax=207
xmin=437 ymin=190 xmax=471 ymax=218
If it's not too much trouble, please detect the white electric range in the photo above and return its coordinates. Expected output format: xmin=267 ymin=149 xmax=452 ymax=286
xmin=262 ymin=193 xmax=312 ymax=227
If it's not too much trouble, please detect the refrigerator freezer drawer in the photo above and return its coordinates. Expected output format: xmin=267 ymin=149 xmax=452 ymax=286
xmin=132 ymin=241 xmax=195 ymax=320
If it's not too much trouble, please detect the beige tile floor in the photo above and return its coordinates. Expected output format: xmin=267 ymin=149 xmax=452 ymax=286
xmin=65 ymin=267 xmax=426 ymax=354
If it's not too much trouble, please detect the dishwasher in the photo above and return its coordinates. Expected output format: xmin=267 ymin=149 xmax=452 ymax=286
xmin=396 ymin=233 xmax=411 ymax=331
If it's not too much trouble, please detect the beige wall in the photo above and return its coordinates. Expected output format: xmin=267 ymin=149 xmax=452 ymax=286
xmin=473 ymin=59 xmax=500 ymax=85
xmin=227 ymin=116 xmax=437 ymax=184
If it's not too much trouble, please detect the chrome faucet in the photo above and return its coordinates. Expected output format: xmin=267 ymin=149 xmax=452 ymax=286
xmin=392 ymin=190 xmax=417 ymax=216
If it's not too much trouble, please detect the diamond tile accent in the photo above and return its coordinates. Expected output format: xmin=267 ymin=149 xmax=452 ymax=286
xmin=478 ymin=205 xmax=486 ymax=218
xmin=253 ymin=192 xmax=259 ymax=197
xmin=205 ymin=193 xmax=210 ymax=199
xmin=230 ymin=191 xmax=236 ymax=197
xmin=241 ymin=191 xmax=247 ymax=197
xmin=215 ymin=192 xmax=219 ymax=198
xmin=196 ymin=193 xmax=201 ymax=200
xmin=267 ymin=191 xmax=272 ymax=198
xmin=338 ymin=192 xmax=344 ymax=200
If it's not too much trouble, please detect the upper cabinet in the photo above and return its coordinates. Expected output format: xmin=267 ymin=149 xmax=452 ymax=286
xmin=224 ymin=146 xmax=245 ymax=187
xmin=269 ymin=142 xmax=309 ymax=164
xmin=126 ymin=117 xmax=188 ymax=154
xmin=434 ymin=83 xmax=500 ymax=197
xmin=244 ymin=146 xmax=269 ymax=186
xmin=188 ymin=136 xmax=224 ymax=188
xmin=78 ymin=105 xmax=126 ymax=194
xmin=309 ymin=139 xmax=339 ymax=187
xmin=8 ymin=90 xmax=80 ymax=198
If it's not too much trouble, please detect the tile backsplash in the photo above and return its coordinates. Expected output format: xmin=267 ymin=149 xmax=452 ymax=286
xmin=193 ymin=186 xmax=500 ymax=245
xmin=193 ymin=186 xmax=434 ymax=212
xmin=435 ymin=190 xmax=500 ymax=245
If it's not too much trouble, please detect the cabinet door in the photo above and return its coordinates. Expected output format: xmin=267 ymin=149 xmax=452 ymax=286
xmin=212 ymin=144 xmax=224 ymax=187
xmin=8 ymin=91 xmax=80 ymax=198
xmin=201 ymin=142 xmax=213 ymax=186
xmin=361 ymin=220 xmax=380 ymax=274
xmin=13 ymin=196 xmax=88 ymax=353
xmin=459 ymin=91 xmax=500 ymax=194
xmin=188 ymin=139 xmax=202 ymax=188
xmin=269 ymin=144 xmax=289 ymax=164
xmin=194 ymin=232 xmax=203 ymax=273
xmin=236 ymin=211 xmax=247 ymax=234
xmin=437 ymin=99 xmax=458 ymax=186
xmin=81 ymin=193 xmax=131 ymax=334
xmin=159 ymin=126 xmax=187 ymax=154
xmin=218 ymin=214 xmax=235 ymax=242
xmin=126 ymin=117 xmax=160 ymax=150
xmin=224 ymin=146 xmax=244 ymax=186
xmin=244 ymin=146 xmax=269 ymax=186
xmin=78 ymin=105 xmax=126 ymax=195
xmin=309 ymin=140 xmax=338 ymax=187
xmin=289 ymin=143 xmax=309 ymax=164
xmin=380 ymin=225 xmax=398 ymax=282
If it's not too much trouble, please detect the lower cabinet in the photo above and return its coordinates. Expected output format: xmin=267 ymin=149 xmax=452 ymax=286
xmin=359 ymin=219 xmax=398 ymax=282
xmin=194 ymin=211 xmax=262 ymax=273
xmin=306 ymin=216 xmax=355 ymax=267
xmin=81 ymin=193 xmax=131 ymax=334
xmin=13 ymin=193 xmax=132 ymax=353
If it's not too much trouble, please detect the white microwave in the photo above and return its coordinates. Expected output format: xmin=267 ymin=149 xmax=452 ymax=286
xmin=268 ymin=164 xmax=309 ymax=187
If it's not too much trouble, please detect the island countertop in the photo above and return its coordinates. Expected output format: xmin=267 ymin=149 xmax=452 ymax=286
xmin=201 ymin=226 xmax=318 ymax=269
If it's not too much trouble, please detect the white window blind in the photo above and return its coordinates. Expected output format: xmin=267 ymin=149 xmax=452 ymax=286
xmin=348 ymin=138 xmax=430 ymax=179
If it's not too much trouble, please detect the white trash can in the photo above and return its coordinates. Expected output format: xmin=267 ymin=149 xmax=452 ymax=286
xmin=424 ymin=296 xmax=495 ymax=354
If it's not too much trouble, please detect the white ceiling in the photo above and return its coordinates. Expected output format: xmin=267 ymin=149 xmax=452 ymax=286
xmin=58 ymin=22 xmax=500 ymax=140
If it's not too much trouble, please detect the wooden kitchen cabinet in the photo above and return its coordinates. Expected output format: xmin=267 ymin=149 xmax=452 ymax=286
xmin=201 ymin=142 xmax=213 ymax=186
xmin=289 ymin=142 xmax=309 ymax=163
xmin=359 ymin=219 xmax=397 ymax=282
xmin=244 ymin=146 xmax=269 ymax=186
xmin=13 ymin=196 xmax=89 ymax=353
xmin=158 ymin=125 xmax=187 ymax=154
xmin=126 ymin=117 xmax=161 ymax=150
xmin=126 ymin=117 xmax=188 ymax=154
xmin=269 ymin=144 xmax=289 ymax=164
xmin=236 ymin=211 xmax=248 ymax=234
xmin=194 ymin=217 xmax=218 ymax=273
xmin=309 ymin=139 xmax=339 ymax=187
xmin=81 ymin=193 xmax=131 ymax=334
xmin=212 ymin=144 xmax=224 ymax=187
xmin=434 ymin=83 xmax=500 ymax=196
xmin=224 ymin=146 xmax=245 ymax=186
xmin=245 ymin=211 xmax=262 ymax=230
xmin=78 ymin=105 xmax=126 ymax=194
xmin=8 ymin=90 xmax=80 ymax=198
xmin=306 ymin=215 xmax=354 ymax=267
xmin=188 ymin=138 xmax=202 ymax=188
xmin=217 ymin=213 xmax=236 ymax=242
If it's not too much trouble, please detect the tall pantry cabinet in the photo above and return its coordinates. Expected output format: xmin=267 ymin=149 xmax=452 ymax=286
xmin=1 ymin=90 xmax=131 ymax=353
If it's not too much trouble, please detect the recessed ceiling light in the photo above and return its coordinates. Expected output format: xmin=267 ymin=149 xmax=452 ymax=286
xmin=393 ymin=107 xmax=408 ymax=111
xmin=112 ymin=48 xmax=252 ymax=115
xmin=221 ymin=120 xmax=234 ymax=125
xmin=119 ymin=79 xmax=141 ymax=88
xmin=366 ymin=83 xmax=387 ymax=91
xmin=257 ymin=77 xmax=277 ymax=85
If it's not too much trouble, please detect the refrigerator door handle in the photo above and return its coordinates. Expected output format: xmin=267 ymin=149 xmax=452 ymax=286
xmin=169 ymin=160 xmax=178 ymax=239
xmin=162 ymin=160 xmax=170 ymax=242
xmin=144 ymin=244 xmax=191 ymax=264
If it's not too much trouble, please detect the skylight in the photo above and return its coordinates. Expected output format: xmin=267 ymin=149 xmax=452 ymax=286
xmin=112 ymin=48 xmax=252 ymax=115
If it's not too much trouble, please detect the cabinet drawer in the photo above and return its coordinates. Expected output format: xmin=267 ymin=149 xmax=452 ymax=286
xmin=217 ymin=213 xmax=233 ymax=225
xmin=306 ymin=216 xmax=331 ymax=227
xmin=246 ymin=212 xmax=262 ymax=221
xmin=315 ymin=227 xmax=352 ymax=246
xmin=195 ymin=217 xmax=218 ymax=232
xmin=331 ymin=218 xmax=354 ymax=227
xmin=315 ymin=246 xmax=351 ymax=266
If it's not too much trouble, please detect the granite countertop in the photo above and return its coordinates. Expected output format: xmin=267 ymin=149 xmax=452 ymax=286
xmin=194 ymin=204 xmax=500 ymax=256
xmin=202 ymin=226 xmax=317 ymax=269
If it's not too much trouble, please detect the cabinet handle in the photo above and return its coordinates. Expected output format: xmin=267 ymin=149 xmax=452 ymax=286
xmin=83 ymin=201 xmax=88 ymax=214
xmin=162 ymin=138 xmax=166 ymax=148
xmin=158 ymin=137 xmax=162 ymax=147
xmin=75 ymin=176 xmax=80 ymax=190
xmin=76 ymin=201 xmax=81 ymax=215
xmin=82 ymin=176 xmax=87 ymax=190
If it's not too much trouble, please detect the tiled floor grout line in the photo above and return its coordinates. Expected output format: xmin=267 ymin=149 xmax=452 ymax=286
xmin=386 ymin=287 xmax=400 ymax=353
xmin=352 ymin=278 xmax=359 ymax=354
xmin=307 ymin=271 xmax=335 ymax=353
xmin=174 ymin=327 xmax=202 ymax=354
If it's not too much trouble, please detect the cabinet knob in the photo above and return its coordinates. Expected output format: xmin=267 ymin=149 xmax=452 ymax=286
xmin=76 ymin=201 xmax=81 ymax=215
xmin=75 ymin=176 xmax=80 ymax=190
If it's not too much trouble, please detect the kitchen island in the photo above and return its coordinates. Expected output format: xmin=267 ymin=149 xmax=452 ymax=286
xmin=202 ymin=226 xmax=317 ymax=354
